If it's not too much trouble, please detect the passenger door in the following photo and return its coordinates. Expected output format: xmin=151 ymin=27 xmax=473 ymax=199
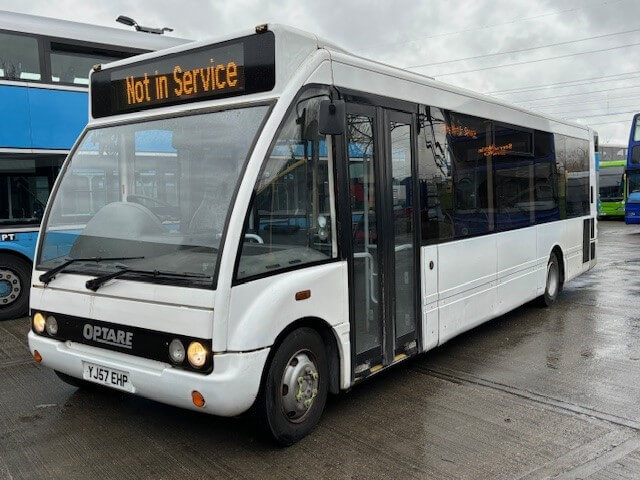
xmin=340 ymin=104 xmax=420 ymax=380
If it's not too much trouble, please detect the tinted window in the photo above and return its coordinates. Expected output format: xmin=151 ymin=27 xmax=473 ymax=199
xmin=237 ymin=88 xmax=337 ymax=280
xmin=0 ymin=32 xmax=41 ymax=81
xmin=51 ymin=50 xmax=119 ymax=86
xmin=631 ymin=145 xmax=640 ymax=165
xmin=533 ymin=130 xmax=559 ymax=223
xmin=0 ymin=155 xmax=63 ymax=226
xmin=418 ymin=107 xmax=589 ymax=244
xmin=494 ymin=123 xmax=533 ymax=155
xmin=448 ymin=112 xmax=493 ymax=237
xmin=493 ymin=123 xmax=534 ymax=231
xmin=417 ymin=106 xmax=454 ymax=244
xmin=554 ymin=135 xmax=567 ymax=220
xmin=634 ymin=117 xmax=640 ymax=142
xmin=565 ymin=136 xmax=590 ymax=217
xmin=629 ymin=172 xmax=640 ymax=195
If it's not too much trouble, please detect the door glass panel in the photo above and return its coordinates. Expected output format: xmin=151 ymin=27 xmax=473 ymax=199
xmin=347 ymin=114 xmax=381 ymax=358
xmin=389 ymin=122 xmax=416 ymax=344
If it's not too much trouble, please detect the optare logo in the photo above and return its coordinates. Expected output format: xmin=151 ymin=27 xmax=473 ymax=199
xmin=83 ymin=324 xmax=133 ymax=349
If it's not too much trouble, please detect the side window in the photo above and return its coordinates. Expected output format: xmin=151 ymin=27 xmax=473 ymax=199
xmin=554 ymin=134 xmax=567 ymax=220
xmin=565 ymin=136 xmax=590 ymax=217
xmin=630 ymin=145 xmax=640 ymax=165
xmin=236 ymin=89 xmax=337 ymax=280
xmin=417 ymin=106 xmax=453 ymax=244
xmin=447 ymin=112 xmax=493 ymax=237
xmin=50 ymin=44 xmax=121 ymax=86
xmin=533 ymin=130 xmax=559 ymax=223
xmin=0 ymin=158 xmax=53 ymax=226
xmin=0 ymin=32 xmax=41 ymax=81
xmin=493 ymin=123 xmax=534 ymax=231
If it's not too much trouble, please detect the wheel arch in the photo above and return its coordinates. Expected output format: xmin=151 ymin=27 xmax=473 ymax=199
xmin=550 ymin=244 xmax=565 ymax=287
xmin=259 ymin=317 xmax=342 ymax=396
xmin=0 ymin=245 xmax=35 ymax=266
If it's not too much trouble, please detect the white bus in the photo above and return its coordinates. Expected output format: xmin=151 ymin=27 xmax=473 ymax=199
xmin=28 ymin=24 xmax=597 ymax=444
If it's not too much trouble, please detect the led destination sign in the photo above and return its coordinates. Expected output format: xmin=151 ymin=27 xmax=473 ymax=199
xmin=122 ymin=44 xmax=244 ymax=108
xmin=91 ymin=32 xmax=275 ymax=118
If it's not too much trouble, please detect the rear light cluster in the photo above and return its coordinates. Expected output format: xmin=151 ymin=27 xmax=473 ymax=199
xmin=168 ymin=338 xmax=208 ymax=369
xmin=32 ymin=312 xmax=58 ymax=337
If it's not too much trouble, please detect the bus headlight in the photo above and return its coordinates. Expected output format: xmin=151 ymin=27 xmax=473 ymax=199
xmin=169 ymin=339 xmax=186 ymax=364
xmin=187 ymin=341 xmax=207 ymax=368
xmin=33 ymin=312 xmax=46 ymax=333
xmin=45 ymin=315 xmax=58 ymax=336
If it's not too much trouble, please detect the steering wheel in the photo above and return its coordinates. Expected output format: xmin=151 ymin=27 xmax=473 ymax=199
xmin=244 ymin=233 xmax=264 ymax=244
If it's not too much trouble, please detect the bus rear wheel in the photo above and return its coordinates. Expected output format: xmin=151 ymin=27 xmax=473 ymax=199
xmin=258 ymin=327 xmax=328 ymax=446
xmin=539 ymin=252 xmax=560 ymax=307
xmin=0 ymin=254 xmax=31 ymax=321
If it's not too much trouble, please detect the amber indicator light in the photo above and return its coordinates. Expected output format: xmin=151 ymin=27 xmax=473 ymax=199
xmin=192 ymin=390 xmax=206 ymax=408
xmin=295 ymin=290 xmax=311 ymax=301
xmin=33 ymin=350 xmax=42 ymax=363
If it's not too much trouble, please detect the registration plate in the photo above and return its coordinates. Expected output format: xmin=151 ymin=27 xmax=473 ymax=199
xmin=83 ymin=362 xmax=133 ymax=392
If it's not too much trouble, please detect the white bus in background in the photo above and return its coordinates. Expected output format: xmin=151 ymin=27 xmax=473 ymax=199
xmin=28 ymin=24 xmax=597 ymax=445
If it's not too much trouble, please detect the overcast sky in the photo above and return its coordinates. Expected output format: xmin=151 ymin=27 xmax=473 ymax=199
xmin=3 ymin=0 xmax=640 ymax=144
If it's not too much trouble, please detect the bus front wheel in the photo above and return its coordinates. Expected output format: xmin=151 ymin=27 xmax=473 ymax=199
xmin=0 ymin=254 xmax=31 ymax=321
xmin=258 ymin=327 xmax=329 ymax=446
xmin=539 ymin=252 xmax=560 ymax=307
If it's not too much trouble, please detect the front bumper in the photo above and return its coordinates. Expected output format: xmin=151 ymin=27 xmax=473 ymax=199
xmin=28 ymin=331 xmax=269 ymax=417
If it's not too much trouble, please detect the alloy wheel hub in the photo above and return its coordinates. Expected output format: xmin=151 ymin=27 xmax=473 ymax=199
xmin=281 ymin=351 xmax=319 ymax=421
xmin=0 ymin=268 xmax=21 ymax=306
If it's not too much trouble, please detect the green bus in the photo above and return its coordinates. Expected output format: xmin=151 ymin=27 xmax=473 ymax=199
xmin=598 ymin=145 xmax=627 ymax=217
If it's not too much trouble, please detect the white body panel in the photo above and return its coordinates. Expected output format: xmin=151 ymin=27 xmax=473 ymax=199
xmin=416 ymin=217 xmax=595 ymax=350
xmin=228 ymin=262 xmax=351 ymax=389
xmin=421 ymin=245 xmax=439 ymax=350
xmin=29 ymin=332 xmax=267 ymax=416
xmin=29 ymin=25 xmax=597 ymax=419
xmin=437 ymin=235 xmax=498 ymax=343
xmin=30 ymin=274 xmax=214 ymax=338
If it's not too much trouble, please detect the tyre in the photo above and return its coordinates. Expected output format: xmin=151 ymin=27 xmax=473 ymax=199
xmin=258 ymin=327 xmax=329 ymax=446
xmin=538 ymin=252 xmax=561 ymax=307
xmin=0 ymin=254 xmax=31 ymax=321
xmin=55 ymin=370 xmax=95 ymax=389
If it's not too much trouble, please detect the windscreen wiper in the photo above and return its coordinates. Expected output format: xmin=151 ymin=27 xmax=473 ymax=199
xmin=39 ymin=256 xmax=145 ymax=285
xmin=85 ymin=267 xmax=211 ymax=292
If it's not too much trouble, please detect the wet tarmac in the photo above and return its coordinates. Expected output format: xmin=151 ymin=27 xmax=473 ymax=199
xmin=2 ymin=220 xmax=640 ymax=479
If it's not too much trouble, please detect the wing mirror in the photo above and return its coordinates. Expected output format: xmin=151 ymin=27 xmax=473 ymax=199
xmin=318 ymin=99 xmax=345 ymax=135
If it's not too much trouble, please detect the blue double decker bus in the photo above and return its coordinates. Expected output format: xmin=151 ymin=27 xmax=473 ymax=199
xmin=0 ymin=11 xmax=187 ymax=319
xmin=625 ymin=115 xmax=640 ymax=224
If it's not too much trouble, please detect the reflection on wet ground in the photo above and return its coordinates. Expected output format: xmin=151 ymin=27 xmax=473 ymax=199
xmin=2 ymin=220 xmax=640 ymax=479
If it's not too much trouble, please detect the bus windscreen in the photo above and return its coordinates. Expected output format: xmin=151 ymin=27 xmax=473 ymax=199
xmin=91 ymin=32 xmax=275 ymax=118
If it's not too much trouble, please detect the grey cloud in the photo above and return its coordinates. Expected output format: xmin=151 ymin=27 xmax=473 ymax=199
xmin=2 ymin=0 xmax=639 ymax=142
